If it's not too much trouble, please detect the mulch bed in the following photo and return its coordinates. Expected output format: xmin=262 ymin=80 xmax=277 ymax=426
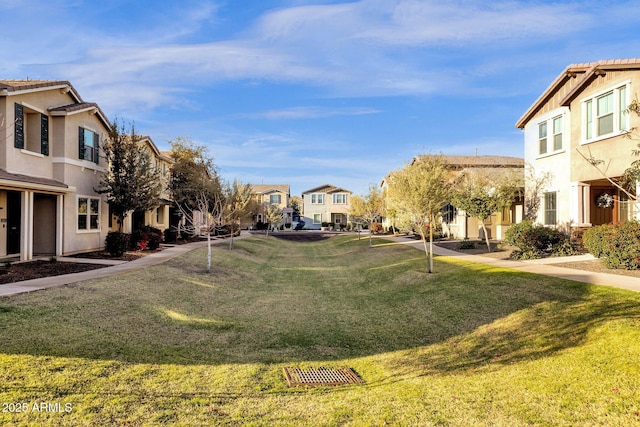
xmin=0 ymin=260 xmax=107 ymax=285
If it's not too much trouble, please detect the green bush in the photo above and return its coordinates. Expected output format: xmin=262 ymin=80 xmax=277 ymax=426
xmin=506 ymin=221 xmax=576 ymax=260
xmin=584 ymin=221 xmax=640 ymax=270
xmin=456 ymin=239 xmax=476 ymax=250
xmin=106 ymin=231 xmax=130 ymax=257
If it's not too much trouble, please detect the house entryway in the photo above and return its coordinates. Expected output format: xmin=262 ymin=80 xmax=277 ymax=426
xmin=6 ymin=191 xmax=21 ymax=255
xmin=33 ymin=193 xmax=56 ymax=255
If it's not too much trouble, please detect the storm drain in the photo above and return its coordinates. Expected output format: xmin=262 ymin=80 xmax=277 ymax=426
xmin=283 ymin=366 xmax=364 ymax=387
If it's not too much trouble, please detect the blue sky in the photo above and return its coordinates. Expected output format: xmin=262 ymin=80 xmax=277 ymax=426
xmin=2 ymin=0 xmax=640 ymax=196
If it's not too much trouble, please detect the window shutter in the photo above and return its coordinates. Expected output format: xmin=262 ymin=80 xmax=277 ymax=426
xmin=14 ymin=103 xmax=24 ymax=149
xmin=78 ymin=127 xmax=85 ymax=160
xmin=40 ymin=114 xmax=49 ymax=156
xmin=93 ymin=132 xmax=99 ymax=163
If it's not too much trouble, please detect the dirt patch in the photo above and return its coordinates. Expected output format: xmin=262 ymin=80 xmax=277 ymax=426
xmin=270 ymin=233 xmax=335 ymax=242
xmin=0 ymin=260 xmax=106 ymax=285
xmin=435 ymin=240 xmax=515 ymax=260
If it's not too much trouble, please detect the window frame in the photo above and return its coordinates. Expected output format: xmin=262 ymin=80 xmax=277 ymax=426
xmin=544 ymin=192 xmax=557 ymax=226
xmin=77 ymin=196 xmax=101 ymax=232
xmin=79 ymin=127 xmax=100 ymax=164
xmin=311 ymin=194 xmax=325 ymax=204
xmin=313 ymin=213 xmax=322 ymax=224
xmin=537 ymin=115 xmax=564 ymax=156
xmin=270 ymin=194 xmax=282 ymax=205
xmin=332 ymin=193 xmax=347 ymax=204
xmin=582 ymin=82 xmax=630 ymax=144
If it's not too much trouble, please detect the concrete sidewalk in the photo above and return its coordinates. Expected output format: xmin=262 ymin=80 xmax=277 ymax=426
xmin=378 ymin=235 xmax=640 ymax=293
xmin=0 ymin=232 xmax=249 ymax=297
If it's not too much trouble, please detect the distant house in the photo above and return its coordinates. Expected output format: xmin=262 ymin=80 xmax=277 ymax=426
xmin=302 ymin=184 xmax=352 ymax=230
xmin=112 ymin=136 xmax=174 ymax=233
xmin=248 ymin=184 xmax=291 ymax=228
xmin=0 ymin=80 xmax=111 ymax=260
xmin=516 ymin=59 xmax=640 ymax=230
xmin=382 ymin=155 xmax=524 ymax=240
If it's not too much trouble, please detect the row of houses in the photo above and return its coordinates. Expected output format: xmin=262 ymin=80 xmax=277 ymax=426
xmin=3 ymin=58 xmax=639 ymax=260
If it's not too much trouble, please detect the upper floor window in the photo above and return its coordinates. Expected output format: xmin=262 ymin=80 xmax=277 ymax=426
xmin=311 ymin=194 xmax=324 ymax=204
xmin=270 ymin=194 xmax=281 ymax=205
xmin=583 ymin=84 xmax=628 ymax=142
xmin=79 ymin=127 xmax=99 ymax=163
xmin=332 ymin=193 xmax=347 ymax=204
xmin=538 ymin=115 xmax=563 ymax=155
xmin=14 ymin=103 xmax=49 ymax=155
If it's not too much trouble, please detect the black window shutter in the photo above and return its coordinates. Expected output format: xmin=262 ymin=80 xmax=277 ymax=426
xmin=78 ymin=127 xmax=85 ymax=160
xmin=40 ymin=114 xmax=49 ymax=156
xmin=14 ymin=103 xmax=24 ymax=149
xmin=93 ymin=132 xmax=99 ymax=163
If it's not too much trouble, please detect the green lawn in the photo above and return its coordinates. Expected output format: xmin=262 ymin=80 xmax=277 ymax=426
xmin=1 ymin=235 xmax=640 ymax=426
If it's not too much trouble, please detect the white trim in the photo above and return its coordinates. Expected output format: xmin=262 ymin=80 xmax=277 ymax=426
xmin=580 ymin=80 xmax=630 ymax=145
xmin=20 ymin=102 xmax=46 ymax=115
xmin=49 ymin=105 xmax=97 ymax=117
xmin=20 ymin=149 xmax=45 ymax=158
xmin=52 ymin=157 xmax=106 ymax=172
xmin=4 ymin=84 xmax=68 ymax=97
xmin=76 ymin=195 xmax=102 ymax=233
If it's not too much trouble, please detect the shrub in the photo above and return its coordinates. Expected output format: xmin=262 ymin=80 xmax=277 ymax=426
xmin=370 ymin=222 xmax=383 ymax=234
xmin=584 ymin=221 xmax=640 ymax=270
xmin=506 ymin=221 xmax=576 ymax=260
xmin=106 ymin=231 xmax=130 ymax=257
xmin=131 ymin=226 xmax=163 ymax=251
xmin=456 ymin=239 xmax=476 ymax=250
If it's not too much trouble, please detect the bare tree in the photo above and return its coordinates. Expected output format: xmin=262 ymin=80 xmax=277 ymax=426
xmin=349 ymin=184 xmax=384 ymax=246
xmin=223 ymin=179 xmax=253 ymax=249
xmin=264 ymin=204 xmax=283 ymax=236
xmin=523 ymin=164 xmax=552 ymax=222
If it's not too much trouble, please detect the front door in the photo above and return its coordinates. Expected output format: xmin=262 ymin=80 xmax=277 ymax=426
xmin=6 ymin=191 xmax=21 ymax=255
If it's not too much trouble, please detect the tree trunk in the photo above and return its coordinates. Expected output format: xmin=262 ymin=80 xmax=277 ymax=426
xmin=481 ymin=221 xmax=491 ymax=252
xmin=207 ymin=231 xmax=212 ymax=272
xmin=429 ymin=221 xmax=434 ymax=273
xmin=229 ymin=224 xmax=234 ymax=249
xmin=420 ymin=230 xmax=432 ymax=274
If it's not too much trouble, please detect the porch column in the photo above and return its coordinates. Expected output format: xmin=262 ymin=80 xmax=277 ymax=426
xmin=56 ymin=194 xmax=64 ymax=256
xmin=570 ymin=182 xmax=590 ymax=226
xmin=21 ymin=191 xmax=34 ymax=261
xmin=635 ymin=181 xmax=640 ymax=220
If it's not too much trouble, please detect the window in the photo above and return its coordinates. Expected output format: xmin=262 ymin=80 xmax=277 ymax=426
xmin=311 ymin=194 xmax=324 ymax=204
xmin=313 ymin=214 xmax=322 ymax=224
xmin=332 ymin=193 xmax=347 ymax=204
xmin=583 ymin=84 xmax=629 ymax=142
xmin=14 ymin=103 xmax=49 ymax=155
xmin=79 ymin=127 xmax=99 ymax=163
xmin=270 ymin=194 xmax=281 ymax=205
xmin=538 ymin=115 xmax=563 ymax=155
xmin=78 ymin=197 xmax=100 ymax=231
xmin=544 ymin=192 xmax=557 ymax=225
xmin=538 ymin=122 xmax=547 ymax=154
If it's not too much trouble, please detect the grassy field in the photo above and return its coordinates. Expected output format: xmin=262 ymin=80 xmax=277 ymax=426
xmin=1 ymin=234 xmax=640 ymax=426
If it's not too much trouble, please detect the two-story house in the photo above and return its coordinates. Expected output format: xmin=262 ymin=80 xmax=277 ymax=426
xmin=516 ymin=59 xmax=640 ymax=231
xmin=248 ymin=184 xmax=291 ymax=228
xmin=302 ymin=184 xmax=352 ymax=230
xmin=0 ymin=80 xmax=111 ymax=260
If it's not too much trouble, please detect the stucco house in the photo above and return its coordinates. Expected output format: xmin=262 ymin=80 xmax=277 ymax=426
xmin=381 ymin=155 xmax=524 ymax=240
xmin=516 ymin=59 xmax=640 ymax=232
xmin=0 ymin=80 xmax=111 ymax=260
xmin=247 ymin=184 xmax=291 ymax=228
xmin=302 ymin=184 xmax=352 ymax=230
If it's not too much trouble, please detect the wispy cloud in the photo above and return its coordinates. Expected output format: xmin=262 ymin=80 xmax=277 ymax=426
xmin=236 ymin=106 xmax=382 ymax=120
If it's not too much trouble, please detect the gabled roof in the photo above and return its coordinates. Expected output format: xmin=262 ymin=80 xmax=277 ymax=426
xmin=1 ymin=79 xmax=111 ymax=130
xmin=413 ymin=155 xmax=524 ymax=169
xmin=138 ymin=136 xmax=173 ymax=163
xmin=302 ymin=184 xmax=352 ymax=194
xmin=0 ymin=79 xmax=82 ymax=103
xmin=515 ymin=58 xmax=640 ymax=129
xmin=250 ymin=184 xmax=290 ymax=195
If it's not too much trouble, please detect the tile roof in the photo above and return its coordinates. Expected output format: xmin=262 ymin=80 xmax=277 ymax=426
xmin=516 ymin=58 xmax=640 ymax=128
xmin=0 ymin=169 xmax=69 ymax=189
xmin=302 ymin=184 xmax=352 ymax=194
xmin=414 ymin=155 xmax=524 ymax=168
xmin=250 ymin=184 xmax=290 ymax=194
xmin=0 ymin=79 xmax=82 ymax=102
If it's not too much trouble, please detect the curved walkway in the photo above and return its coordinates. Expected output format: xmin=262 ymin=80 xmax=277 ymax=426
xmin=378 ymin=235 xmax=640 ymax=293
xmin=0 ymin=233 xmax=249 ymax=297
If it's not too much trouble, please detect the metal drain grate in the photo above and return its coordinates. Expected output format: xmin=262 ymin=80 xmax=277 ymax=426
xmin=283 ymin=366 xmax=363 ymax=387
